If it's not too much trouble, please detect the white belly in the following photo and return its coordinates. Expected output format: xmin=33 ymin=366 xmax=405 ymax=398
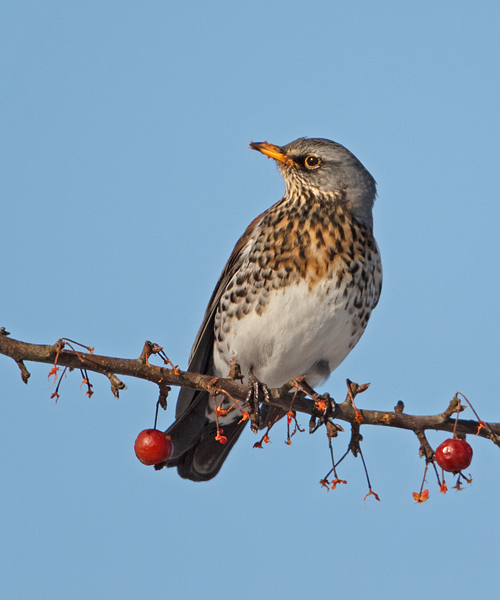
xmin=213 ymin=277 xmax=366 ymax=388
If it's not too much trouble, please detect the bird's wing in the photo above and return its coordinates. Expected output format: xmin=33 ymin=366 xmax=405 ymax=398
xmin=175 ymin=210 xmax=264 ymax=418
xmin=163 ymin=211 xmax=266 ymax=480
xmin=371 ymin=239 xmax=383 ymax=309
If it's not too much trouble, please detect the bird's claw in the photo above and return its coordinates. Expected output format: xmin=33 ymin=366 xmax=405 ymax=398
xmin=246 ymin=368 xmax=271 ymax=433
xmin=309 ymin=392 xmax=337 ymax=434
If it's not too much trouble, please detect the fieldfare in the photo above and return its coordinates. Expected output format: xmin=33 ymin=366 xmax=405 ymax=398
xmin=164 ymin=137 xmax=382 ymax=481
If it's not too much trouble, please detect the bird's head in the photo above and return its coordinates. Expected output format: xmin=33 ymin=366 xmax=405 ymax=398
xmin=250 ymin=137 xmax=377 ymax=228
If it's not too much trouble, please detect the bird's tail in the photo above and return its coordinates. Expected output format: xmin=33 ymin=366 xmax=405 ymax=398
xmin=162 ymin=389 xmax=247 ymax=481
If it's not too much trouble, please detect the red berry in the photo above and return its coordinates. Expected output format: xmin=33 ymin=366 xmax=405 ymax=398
xmin=434 ymin=438 xmax=473 ymax=473
xmin=134 ymin=429 xmax=174 ymax=466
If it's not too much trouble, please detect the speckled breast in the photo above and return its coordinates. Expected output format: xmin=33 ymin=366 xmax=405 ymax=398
xmin=213 ymin=190 xmax=382 ymax=388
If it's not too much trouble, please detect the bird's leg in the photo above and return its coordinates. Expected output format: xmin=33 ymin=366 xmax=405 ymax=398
xmin=246 ymin=367 xmax=270 ymax=433
xmin=287 ymin=376 xmax=337 ymax=433
xmin=309 ymin=392 xmax=337 ymax=433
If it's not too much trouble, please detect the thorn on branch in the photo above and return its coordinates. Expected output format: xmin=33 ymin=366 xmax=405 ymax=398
xmin=326 ymin=420 xmax=343 ymax=439
xmin=106 ymin=373 xmax=126 ymax=398
xmin=158 ymin=384 xmax=171 ymax=411
xmin=344 ymin=379 xmax=369 ymax=423
xmin=309 ymin=414 xmax=317 ymax=433
xmin=442 ymin=395 xmax=465 ymax=420
xmin=154 ymin=386 xmax=171 ymax=429
xmin=348 ymin=422 xmax=363 ymax=457
xmin=348 ymin=380 xmax=371 ymax=396
xmin=53 ymin=338 xmax=65 ymax=355
xmin=202 ymin=377 xmax=220 ymax=396
xmin=16 ymin=360 xmax=30 ymax=384
xmin=139 ymin=341 xmax=180 ymax=373
xmin=415 ymin=430 xmax=434 ymax=462
xmin=139 ymin=341 xmax=161 ymax=365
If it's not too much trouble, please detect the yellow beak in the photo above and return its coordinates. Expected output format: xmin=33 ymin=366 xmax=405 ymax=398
xmin=249 ymin=141 xmax=298 ymax=167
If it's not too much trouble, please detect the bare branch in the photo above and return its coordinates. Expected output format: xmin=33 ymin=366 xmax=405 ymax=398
xmin=1 ymin=330 xmax=499 ymax=442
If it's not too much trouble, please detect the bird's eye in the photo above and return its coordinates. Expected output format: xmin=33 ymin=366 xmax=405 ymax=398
xmin=304 ymin=155 xmax=320 ymax=169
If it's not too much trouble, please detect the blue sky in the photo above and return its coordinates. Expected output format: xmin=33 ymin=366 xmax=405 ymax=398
xmin=1 ymin=2 xmax=500 ymax=599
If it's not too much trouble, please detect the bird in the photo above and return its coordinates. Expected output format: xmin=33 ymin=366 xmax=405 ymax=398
xmin=164 ymin=137 xmax=382 ymax=481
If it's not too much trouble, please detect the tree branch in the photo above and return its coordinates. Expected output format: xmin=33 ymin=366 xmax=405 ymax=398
xmin=1 ymin=328 xmax=499 ymax=445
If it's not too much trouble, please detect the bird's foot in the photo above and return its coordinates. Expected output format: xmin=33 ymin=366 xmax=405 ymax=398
xmin=246 ymin=368 xmax=270 ymax=433
xmin=287 ymin=377 xmax=337 ymax=434
xmin=309 ymin=392 xmax=337 ymax=434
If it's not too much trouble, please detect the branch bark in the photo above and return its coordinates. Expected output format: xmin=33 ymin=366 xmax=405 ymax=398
xmin=1 ymin=328 xmax=499 ymax=446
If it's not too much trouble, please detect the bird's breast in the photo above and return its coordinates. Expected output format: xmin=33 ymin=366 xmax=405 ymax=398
xmin=212 ymin=199 xmax=381 ymax=388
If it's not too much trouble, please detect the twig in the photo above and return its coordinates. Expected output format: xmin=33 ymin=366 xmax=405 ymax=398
xmin=1 ymin=331 xmax=499 ymax=442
